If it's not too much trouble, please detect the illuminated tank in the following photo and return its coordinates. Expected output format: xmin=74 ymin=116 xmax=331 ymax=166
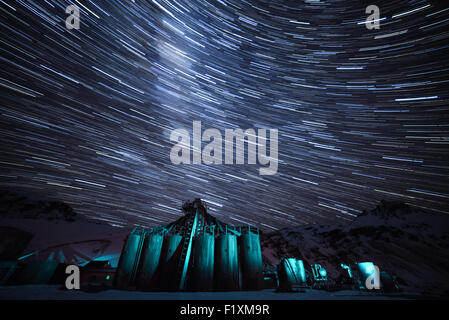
xmin=114 ymin=198 xmax=264 ymax=291
xmin=277 ymin=258 xmax=307 ymax=291
xmin=215 ymin=231 xmax=239 ymax=290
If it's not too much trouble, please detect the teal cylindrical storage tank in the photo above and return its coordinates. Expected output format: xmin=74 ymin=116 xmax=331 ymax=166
xmin=287 ymin=258 xmax=306 ymax=284
xmin=136 ymin=233 xmax=164 ymax=291
xmin=215 ymin=234 xmax=239 ymax=291
xmin=239 ymin=230 xmax=263 ymax=290
xmin=159 ymin=233 xmax=182 ymax=291
xmin=189 ymin=233 xmax=215 ymax=291
xmin=115 ymin=232 xmax=144 ymax=289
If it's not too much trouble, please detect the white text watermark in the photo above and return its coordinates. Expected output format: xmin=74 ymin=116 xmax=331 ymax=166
xmin=169 ymin=121 xmax=278 ymax=175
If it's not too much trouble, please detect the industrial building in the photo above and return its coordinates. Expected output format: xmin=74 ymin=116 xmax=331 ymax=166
xmin=114 ymin=199 xmax=264 ymax=291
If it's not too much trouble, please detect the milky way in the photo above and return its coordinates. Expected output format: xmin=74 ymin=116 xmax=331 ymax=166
xmin=0 ymin=0 xmax=448 ymax=230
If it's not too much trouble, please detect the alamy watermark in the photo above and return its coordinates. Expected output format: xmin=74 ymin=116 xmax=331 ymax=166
xmin=65 ymin=5 xmax=80 ymax=30
xmin=65 ymin=264 xmax=80 ymax=290
xmin=63 ymin=4 xmax=380 ymax=31
xmin=365 ymin=265 xmax=381 ymax=290
xmin=169 ymin=121 xmax=278 ymax=176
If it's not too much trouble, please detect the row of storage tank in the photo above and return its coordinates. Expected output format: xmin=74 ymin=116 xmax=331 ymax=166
xmin=115 ymin=228 xmax=264 ymax=291
xmin=276 ymin=258 xmax=401 ymax=292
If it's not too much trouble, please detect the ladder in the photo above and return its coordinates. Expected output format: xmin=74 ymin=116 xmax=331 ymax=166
xmin=175 ymin=209 xmax=198 ymax=290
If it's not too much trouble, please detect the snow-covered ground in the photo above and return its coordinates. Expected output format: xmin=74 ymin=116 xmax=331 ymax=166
xmin=0 ymin=285 xmax=418 ymax=300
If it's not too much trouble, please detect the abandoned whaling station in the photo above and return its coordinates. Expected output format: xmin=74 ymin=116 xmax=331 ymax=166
xmin=0 ymin=198 xmax=400 ymax=293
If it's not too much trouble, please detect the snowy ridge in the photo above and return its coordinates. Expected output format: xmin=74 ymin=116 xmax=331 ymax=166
xmin=0 ymin=190 xmax=129 ymax=266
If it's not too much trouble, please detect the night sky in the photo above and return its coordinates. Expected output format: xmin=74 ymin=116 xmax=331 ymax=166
xmin=0 ymin=0 xmax=448 ymax=230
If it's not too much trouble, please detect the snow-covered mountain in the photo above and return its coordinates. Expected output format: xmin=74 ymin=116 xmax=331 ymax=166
xmin=261 ymin=200 xmax=449 ymax=295
xmin=0 ymin=190 xmax=129 ymax=266
xmin=0 ymin=190 xmax=80 ymax=222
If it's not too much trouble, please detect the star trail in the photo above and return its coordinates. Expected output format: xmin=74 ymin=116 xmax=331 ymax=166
xmin=0 ymin=0 xmax=448 ymax=230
